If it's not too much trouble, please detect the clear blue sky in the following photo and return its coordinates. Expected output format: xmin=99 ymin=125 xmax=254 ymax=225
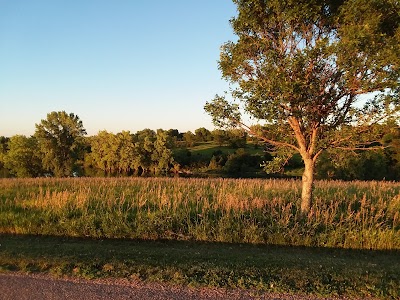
xmin=0 ymin=0 xmax=237 ymax=136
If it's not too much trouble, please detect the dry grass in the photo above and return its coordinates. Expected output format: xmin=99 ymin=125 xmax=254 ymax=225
xmin=0 ymin=177 xmax=399 ymax=249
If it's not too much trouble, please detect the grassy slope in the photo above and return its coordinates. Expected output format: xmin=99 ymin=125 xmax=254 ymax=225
xmin=185 ymin=142 xmax=304 ymax=177
xmin=1 ymin=234 xmax=399 ymax=299
xmin=183 ymin=142 xmax=270 ymax=177
xmin=188 ymin=142 xmax=263 ymax=157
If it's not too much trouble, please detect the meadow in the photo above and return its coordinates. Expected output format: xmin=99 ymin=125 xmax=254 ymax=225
xmin=1 ymin=177 xmax=399 ymax=249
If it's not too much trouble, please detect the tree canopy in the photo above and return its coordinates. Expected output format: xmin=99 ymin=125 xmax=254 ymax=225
xmin=205 ymin=0 xmax=400 ymax=213
xmin=3 ymin=135 xmax=42 ymax=177
xmin=85 ymin=129 xmax=174 ymax=175
xmin=35 ymin=111 xmax=87 ymax=177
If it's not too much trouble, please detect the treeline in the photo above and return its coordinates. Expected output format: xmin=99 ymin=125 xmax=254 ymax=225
xmin=83 ymin=127 xmax=255 ymax=177
xmin=1 ymin=111 xmax=400 ymax=180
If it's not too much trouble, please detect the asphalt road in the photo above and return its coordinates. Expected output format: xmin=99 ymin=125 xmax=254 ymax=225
xmin=0 ymin=273 xmax=359 ymax=300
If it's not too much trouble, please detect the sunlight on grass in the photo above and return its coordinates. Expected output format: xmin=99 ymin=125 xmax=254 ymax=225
xmin=0 ymin=177 xmax=399 ymax=250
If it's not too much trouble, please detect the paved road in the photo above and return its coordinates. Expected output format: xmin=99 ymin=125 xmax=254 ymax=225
xmin=0 ymin=273 xmax=359 ymax=300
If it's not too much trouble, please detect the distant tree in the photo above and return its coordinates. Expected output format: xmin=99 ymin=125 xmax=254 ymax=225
xmin=205 ymin=0 xmax=400 ymax=214
xmin=183 ymin=131 xmax=196 ymax=147
xmin=88 ymin=130 xmax=118 ymax=173
xmin=173 ymin=148 xmax=192 ymax=167
xmin=3 ymin=135 xmax=43 ymax=177
xmin=35 ymin=111 xmax=87 ymax=177
xmin=316 ymin=120 xmax=400 ymax=180
xmin=0 ymin=136 xmax=9 ymax=170
xmin=211 ymin=129 xmax=229 ymax=146
xmin=223 ymin=148 xmax=253 ymax=174
xmin=382 ymin=120 xmax=400 ymax=180
xmin=227 ymin=129 xmax=247 ymax=148
xmin=195 ymin=127 xmax=212 ymax=142
xmin=88 ymin=128 xmax=175 ymax=175
xmin=133 ymin=129 xmax=156 ymax=174
xmin=116 ymin=131 xmax=136 ymax=174
xmin=316 ymin=149 xmax=388 ymax=180
xmin=167 ymin=129 xmax=183 ymax=147
xmin=152 ymin=129 xmax=174 ymax=173
xmin=0 ymin=136 xmax=8 ymax=153
xmin=208 ymin=153 xmax=227 ymax=170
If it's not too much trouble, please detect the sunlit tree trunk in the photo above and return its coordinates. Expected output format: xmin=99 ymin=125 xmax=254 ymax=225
xmin=301 ymin=157 xmax=314 ymax=215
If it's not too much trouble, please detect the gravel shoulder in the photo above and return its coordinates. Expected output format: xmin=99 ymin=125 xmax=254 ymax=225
xmin=0 ymin=272 xmax=368 ymax=300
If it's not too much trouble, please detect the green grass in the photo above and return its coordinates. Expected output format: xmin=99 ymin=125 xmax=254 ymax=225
xmin=0 ymin=178 xmax=399 ymax=250
xmin=188 ymin=142 xmax=263 ymax=158
xmin=1 ymin=178 xmax=399 ymax=298
xmin=1 ymin=234 xmax=399 ymax=299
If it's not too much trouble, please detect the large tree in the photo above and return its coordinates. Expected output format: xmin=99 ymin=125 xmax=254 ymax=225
xmin=88 ymin=130 xmax=120 ymax=174
xmin=3 ymin=135 xmax=43 ymax=177
xmin=205 ymin=0 xmax=400 ymax=214
xmin=0 ymin=136 xmax=9 ymax=170
xmin=35 ymin=111 xmax=87 ymax=177
xmin=152 ymin=129 xmax=174 ymax=174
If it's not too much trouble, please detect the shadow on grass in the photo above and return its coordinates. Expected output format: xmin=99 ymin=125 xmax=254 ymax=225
xmin=0 ymin=233 xmax=399 ymax=298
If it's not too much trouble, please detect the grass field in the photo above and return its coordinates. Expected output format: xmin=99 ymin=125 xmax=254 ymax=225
xmin=0 ymin=177 xmax=399 ymax=249
xmin=188 ymin=142 xmax=263 ymax=157
xmin=0 ymin=177 xmax=399 ymax=298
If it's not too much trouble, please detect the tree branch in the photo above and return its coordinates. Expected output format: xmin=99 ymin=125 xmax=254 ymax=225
xmin=333 ymin=145 xmax=388 ymax=151
xmin=288 ymin=117 xmax=308 ymax=154
xmin=236 ymin=120 xmax=300 ymax=152
xmin=308 ymin=126 xmax=319 ymax=155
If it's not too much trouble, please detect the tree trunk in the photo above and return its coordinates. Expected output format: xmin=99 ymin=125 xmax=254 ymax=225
xmin=301 ymin=157 xmax=314 ymax=215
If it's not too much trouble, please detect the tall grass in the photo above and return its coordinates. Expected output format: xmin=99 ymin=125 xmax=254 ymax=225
xmin=0 ymin=178 xmax=399 ymax=249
